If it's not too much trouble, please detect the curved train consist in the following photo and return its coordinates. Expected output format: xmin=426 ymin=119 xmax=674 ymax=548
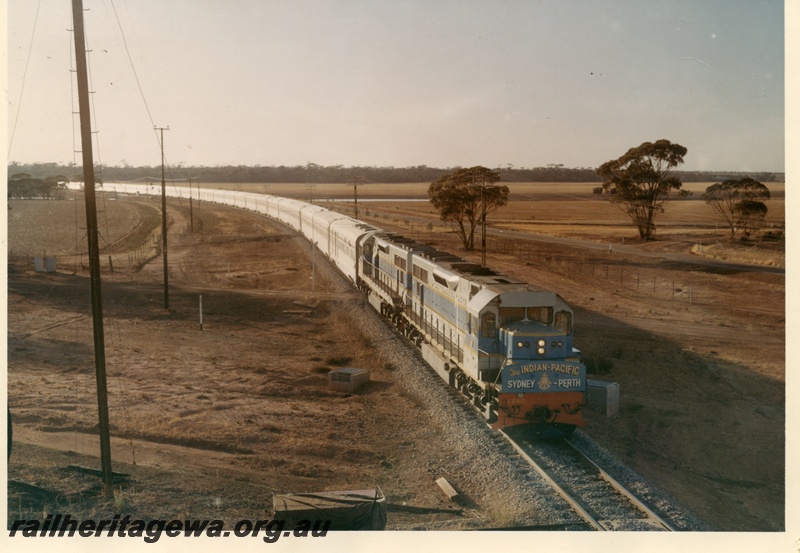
xmin=103 ymin=183 xmax=588 ymax=434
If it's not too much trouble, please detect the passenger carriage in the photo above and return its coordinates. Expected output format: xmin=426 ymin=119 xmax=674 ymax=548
xmin=97 ymin=182 xmax=586 ymax=433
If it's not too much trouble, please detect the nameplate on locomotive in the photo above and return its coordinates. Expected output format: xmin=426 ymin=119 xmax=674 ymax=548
xmin=503 ymin=360 xmax=585 ymax=393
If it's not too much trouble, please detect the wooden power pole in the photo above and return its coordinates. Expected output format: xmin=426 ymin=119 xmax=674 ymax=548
xmin=347 ymin=177 xmax=369 ymax=219
xmin=188 ymin=177 xmax=194 ymax=234
xmin=71 ymin=0 xmax=113 ymax=491
xmin=155 ymin=126 xmax=169 ymax=309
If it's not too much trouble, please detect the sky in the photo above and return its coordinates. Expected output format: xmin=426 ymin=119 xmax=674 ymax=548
xmin=4 ymin=0 xmax=789 ymax=173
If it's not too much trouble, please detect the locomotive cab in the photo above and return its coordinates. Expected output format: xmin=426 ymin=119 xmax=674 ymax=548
xmin=479 ymin=290 xmax=587 ymax=433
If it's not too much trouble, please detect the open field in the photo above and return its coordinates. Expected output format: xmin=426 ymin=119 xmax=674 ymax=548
xmin=199 ymin=180 xmax=785 ymax=256
xmin=7 ymin=181 xmax=785 ymax=532
xmin=7 ymin=197 xmax=163 ymax=272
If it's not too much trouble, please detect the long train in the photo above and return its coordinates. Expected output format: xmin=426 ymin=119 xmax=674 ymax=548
xmin=98 ymin=182 xmax=588 ymax=434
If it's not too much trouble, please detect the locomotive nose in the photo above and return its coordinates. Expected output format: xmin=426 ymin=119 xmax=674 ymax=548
xmin=501 ymin=327 xmax=566 ymax=361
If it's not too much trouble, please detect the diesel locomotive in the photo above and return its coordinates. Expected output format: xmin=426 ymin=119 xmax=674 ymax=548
xmin=99 ymin=183 xmax=588 ymax=434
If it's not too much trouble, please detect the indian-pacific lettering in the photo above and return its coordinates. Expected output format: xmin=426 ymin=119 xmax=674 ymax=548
xmin=513 ymin=363 xmax=581 ymax=376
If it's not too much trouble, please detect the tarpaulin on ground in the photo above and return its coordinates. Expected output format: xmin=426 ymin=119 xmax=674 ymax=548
xmin=273 ymin=488 xmax=386 ymax=530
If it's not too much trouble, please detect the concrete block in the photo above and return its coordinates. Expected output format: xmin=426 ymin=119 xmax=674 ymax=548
xmin=328 ymin=367 xmax=370 ymax=393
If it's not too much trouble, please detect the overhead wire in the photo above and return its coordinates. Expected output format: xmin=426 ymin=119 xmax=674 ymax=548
xmin=80 ymin=18 xmax=115 ymax=254
xmin=7 ymin=0 xmax=43 ymax=160
xmin=69 ymin=0 xmax=144 ymax=465
xmin=69 ymin=27 xmax=86 ymax=273
xmin=107 ymin=0 xmax=160 ymax=145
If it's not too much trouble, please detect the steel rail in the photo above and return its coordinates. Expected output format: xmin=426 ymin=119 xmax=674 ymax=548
xmin=501 ymin=430 xmax=676 ymax=531
xmin=563 ymin=438 xmax=676 ymax=531
xmin=499 ymin=430 xmax=605 ymax=531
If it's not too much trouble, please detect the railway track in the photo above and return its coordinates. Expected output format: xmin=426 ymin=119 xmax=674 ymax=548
xmin=501 ymin=431 xmax=676 ymax=531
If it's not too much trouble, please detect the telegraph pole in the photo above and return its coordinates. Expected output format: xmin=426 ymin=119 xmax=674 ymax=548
xmin=481 ymin=183 xmax=487 ymax=267
xmin=155 ymin=126 xmax=169 ymax=309
xmin=188 ymin=177 xmax=194 ymax=234
xmin=347 ymin=177 xmax=368 ymax=219
xmin=353 ymin=181 xmax=359 ymax=219
xmin=72 ymin=0 xmax=113 ymax=491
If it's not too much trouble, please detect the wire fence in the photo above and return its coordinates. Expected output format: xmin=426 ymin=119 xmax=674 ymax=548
xmin=390 ymin=228 xmax=704 ymax=305
xmin=488 ymin=236 xmax=700 ymax=303
xmin=7 ymin=232 xmax=163 ymax=275
xmin=11 ymin=208 xmax=701 ymax=304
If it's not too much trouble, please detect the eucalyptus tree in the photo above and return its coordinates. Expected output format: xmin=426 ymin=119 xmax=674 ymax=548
xmin=596 ymin=139 xmax=688 ymax=240
xmin=428 ymin=166 xmax=509 ymax=254
xmin=702 ymin=178 xmax=770 ymax=240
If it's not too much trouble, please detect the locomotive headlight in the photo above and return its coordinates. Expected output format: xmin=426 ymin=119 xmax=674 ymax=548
xmin=517 ymin=341 xmax=523 ymax=348
xmin=538 ymin=339 xmax=546 ymax=347
xmin=537 ymin=347 xmax=546 ymax=355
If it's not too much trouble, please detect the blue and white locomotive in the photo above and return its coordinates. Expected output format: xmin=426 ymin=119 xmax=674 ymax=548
xmin=357 ymin=231 xmax=587 ymax=433
xmin=101 ymin=182 xmax=587 ymax=433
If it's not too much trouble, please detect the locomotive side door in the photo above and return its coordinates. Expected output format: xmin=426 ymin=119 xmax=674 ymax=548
xmin=361 ymin=242 xmax=373 ymax=279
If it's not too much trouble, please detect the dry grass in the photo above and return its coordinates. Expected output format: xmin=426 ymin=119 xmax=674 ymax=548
xmin=7 ymin=195 xmax=162 ymax=270
xmin=690 ymin=241 xmax=785 ymax=268
xmin=163 ymin=180 xmax=786 ymax=245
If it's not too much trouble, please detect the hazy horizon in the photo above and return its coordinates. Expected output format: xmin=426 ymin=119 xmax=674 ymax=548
xmin=6 ymin=1 xmax=788 ymax=174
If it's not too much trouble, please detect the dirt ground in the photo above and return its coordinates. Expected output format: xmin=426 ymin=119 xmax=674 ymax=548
xmin=354 ymin=198 xmax=785 ymax=532
xmin=6 ymin=188 xmax=785 ymax=533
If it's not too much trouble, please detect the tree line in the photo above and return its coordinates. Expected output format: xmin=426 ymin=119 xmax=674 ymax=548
xmin=7 ymin=161 xmax=783 ymax=185
xmin=8 ymin=151 xmax=779 ymax=246
xmin=7 ymin=173 xmax=68 ymax=200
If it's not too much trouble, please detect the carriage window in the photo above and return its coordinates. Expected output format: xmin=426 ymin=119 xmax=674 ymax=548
xmin=554 ymin=311 xmax=572 ymax=334
xmin=481 ymin=313 xmax=497 ymax=338
xmin=527 ymin=307 xmax=553 ymax=324
xmin=499 ymin=307 xmax=525 ymax=324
